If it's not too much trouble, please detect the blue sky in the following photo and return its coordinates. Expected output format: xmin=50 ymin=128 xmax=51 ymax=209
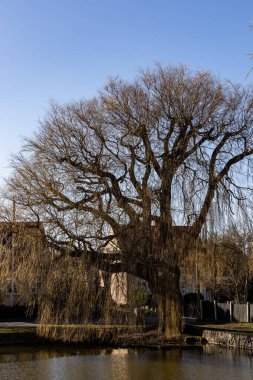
xmin=0 ymin=0 xmax=252 ymax=179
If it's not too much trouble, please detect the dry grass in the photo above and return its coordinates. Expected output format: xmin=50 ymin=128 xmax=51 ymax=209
xmin=37 ymin=324 xmax=144 ymax=344
xmin=196 ymin=322 xmax=253 ymax=334
xmin=0 ymin=326 xmax=36 ymax=334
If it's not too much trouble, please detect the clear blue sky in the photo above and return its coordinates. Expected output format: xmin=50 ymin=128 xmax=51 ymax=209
xmin=0 ymin=0 xmax=252 ymax=179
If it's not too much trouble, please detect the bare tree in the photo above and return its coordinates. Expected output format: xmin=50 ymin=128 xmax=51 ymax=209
xmin=206 ymin=226 xmax=253 ymax=303
xmin=5 ymin=65 xmax=253 ymax=337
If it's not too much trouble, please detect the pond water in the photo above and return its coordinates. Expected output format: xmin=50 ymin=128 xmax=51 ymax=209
xmin=0 ymin=345 xmax=252 ymax=380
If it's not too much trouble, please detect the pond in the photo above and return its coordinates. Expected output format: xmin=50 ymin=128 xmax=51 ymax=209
xmin=0 ymin=344 xmax=252 ymax=380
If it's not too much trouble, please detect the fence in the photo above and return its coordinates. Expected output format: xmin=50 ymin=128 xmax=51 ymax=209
xmin=201 ymin=301 xmax=251 ymax=322
xmin=184 ymin=301 xmax=253 ymax=322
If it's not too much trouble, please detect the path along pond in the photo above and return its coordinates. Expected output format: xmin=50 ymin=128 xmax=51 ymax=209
xmin=0 ymin=344 xmax=253 ymax=380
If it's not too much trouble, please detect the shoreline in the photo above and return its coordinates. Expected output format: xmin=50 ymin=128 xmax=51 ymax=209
xmin=1 ymin=322 xmax=253 ymax=349
xmin=0 ymin=323 xmax=205 ymax=348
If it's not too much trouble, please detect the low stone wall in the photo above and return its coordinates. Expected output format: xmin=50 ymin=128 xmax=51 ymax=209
xmin=203 ymin=329 xmax=253 ymax=349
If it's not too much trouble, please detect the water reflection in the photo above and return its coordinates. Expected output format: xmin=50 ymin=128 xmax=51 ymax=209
xmin=0 ymin=345 xmax=252 ymax=380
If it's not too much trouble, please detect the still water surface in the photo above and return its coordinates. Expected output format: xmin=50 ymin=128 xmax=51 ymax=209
xmin=0 ymin=345 xmax=252 ymax=380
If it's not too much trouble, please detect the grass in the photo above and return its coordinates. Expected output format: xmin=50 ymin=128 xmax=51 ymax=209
xmin=37 ymin=324 xmax=133 ymax=329
xmin=3 ymin=322 xmax=253 ymax=344
xmin=185 ymin=322 xmax=253 ymax=336
xmin=0 ymin=326 xmax=36 ymax=334
xmin=193 ymin=322 xmax=253 ymax=335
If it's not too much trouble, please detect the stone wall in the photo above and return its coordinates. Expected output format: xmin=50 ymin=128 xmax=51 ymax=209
xmin=203 ymin=330 xmax=253 ymax=349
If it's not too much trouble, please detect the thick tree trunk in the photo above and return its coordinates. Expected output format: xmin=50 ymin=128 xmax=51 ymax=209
xmin=164 ymin=273 xmax=182 ymax=338
xmin=155 ymin=267 xmax=182 ymax=338
xmin=157 ymin=295 xmax=165 ymax=335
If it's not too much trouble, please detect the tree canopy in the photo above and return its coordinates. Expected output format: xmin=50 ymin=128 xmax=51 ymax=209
xmin=4 ymin=65 xmax=253 ymax=337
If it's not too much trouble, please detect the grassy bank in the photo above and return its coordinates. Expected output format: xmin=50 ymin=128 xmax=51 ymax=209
xmin=0 ymin=326 xmax=36 ymax=334
xmin=0 ymin=324 xmax=205 ymax=347
xmin=0 ymin=325 xmax=39 ymax=345
xmin=184 ymin=321 xmax=253 ymax=340
xmin=36 ymin=324 xmax=205 ymax=347
xmin=2 ymin=322 xmax=253 ymax=347
xmin=37 ymin=324 xmax=149 ymax=345
xmin=197 ymin=322 xmax=253 ymax=332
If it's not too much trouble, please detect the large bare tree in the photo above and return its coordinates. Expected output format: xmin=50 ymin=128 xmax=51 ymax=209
xmin=5 ymin=65 xmax=253 ymax=337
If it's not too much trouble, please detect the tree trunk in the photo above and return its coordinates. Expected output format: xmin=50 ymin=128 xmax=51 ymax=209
xmin=157 ymin=295 xmax=165 ymax=335
xmin=155 ymin=267 xmax=182 ymax=338
xmin=103 ymin=272 xmax=112 ymax=324
xmin=164 ymin=275 xmax=182 ymax=338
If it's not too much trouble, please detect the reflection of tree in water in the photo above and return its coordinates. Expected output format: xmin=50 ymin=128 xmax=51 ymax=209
xmin=0 ymin=345 xmax=109 ymax=363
